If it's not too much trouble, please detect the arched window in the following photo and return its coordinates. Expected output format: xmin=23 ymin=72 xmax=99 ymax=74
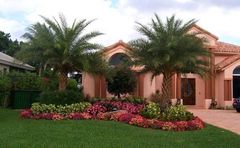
xmin=233 ymin=67 xmax=240 ymax=76
xmin=108 ymin=53 xmax=130 ymax=66
xmin=233 ymin=66 xmax=240 ymax=98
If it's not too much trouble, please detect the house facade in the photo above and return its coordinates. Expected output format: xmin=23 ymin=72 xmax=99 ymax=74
xmin=82 ymin=25 xmax=240 ymax=109
xmin=0 ymin=52 xmax=35 ymax=73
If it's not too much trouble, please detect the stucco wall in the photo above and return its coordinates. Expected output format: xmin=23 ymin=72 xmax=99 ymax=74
xmin=104 ymin=45 xmax=130 ymax=60
xmin=224 ymin=59 xmax=240 ymax=79
xmin=214 ymin=55 xmax=228 ymax=65
xmin=143 ymin=72 xmax=156 ymax=99
xmin=188 ymin=27 xmax=217 ymax=46
xmin=215 ymin=72 xmax=225 ymax=107
xmin=82 ymin=72 xmax=95 ymax=97
xmin=182 ymin=74 xmax=205 ymax=108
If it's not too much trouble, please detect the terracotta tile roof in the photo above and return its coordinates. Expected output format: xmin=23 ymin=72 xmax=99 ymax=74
xmin=215 ymin=41 xmax=240 ymax=54
xmin=215 ymin=54 xmax=240 ymax=71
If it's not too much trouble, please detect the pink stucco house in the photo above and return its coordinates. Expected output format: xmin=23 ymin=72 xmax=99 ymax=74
xmin=82 ymin=25 xmax=240 ymax=109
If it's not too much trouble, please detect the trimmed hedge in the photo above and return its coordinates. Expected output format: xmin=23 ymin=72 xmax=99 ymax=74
xmin=38 ymin=90 xmax=84 ymax=105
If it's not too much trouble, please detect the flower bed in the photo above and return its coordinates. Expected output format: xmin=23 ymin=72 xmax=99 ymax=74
xmin=20 ymin=101 xmax=205 ymax=131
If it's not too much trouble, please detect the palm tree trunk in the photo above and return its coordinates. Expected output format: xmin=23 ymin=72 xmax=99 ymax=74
xmin=161 ymin=72 xmax=173 ymax=110
xmin=59 ymin=72 xmax=68 ymax=91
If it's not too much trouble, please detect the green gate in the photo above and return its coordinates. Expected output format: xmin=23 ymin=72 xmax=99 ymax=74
xmin=12 ymin=90 xmax=41 ymax=109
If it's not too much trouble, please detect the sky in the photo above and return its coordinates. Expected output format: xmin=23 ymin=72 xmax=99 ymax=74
xmin=0 ymin=0 xmax=240 ymax=46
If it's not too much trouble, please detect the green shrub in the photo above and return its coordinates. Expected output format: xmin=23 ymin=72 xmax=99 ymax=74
xmin=150 ymin=91 xmax=170 ymax=111
xmin=41 ymin=77 xmax=58 ymax=91
xmin=7 ymin=71 xmax=42 ymax=90
xmin=38 ymin=90 xmax=84 ymax=105
xmin=141 ymin=102 xmax=160 ymax=119
xmin=0 ymin=75 xmax=11 ymax=107
xmin=160 ymin=105 xmax=194 ymax=121
xmin=31 ymin=102 xmax=91 ymax=114
xmin=66 ymin=79 xmax=78 ymax=91
xmin=107 ymin=66 xmax=137 ymax=98
xmin=122 ymin=96 xmax=146 ymax=104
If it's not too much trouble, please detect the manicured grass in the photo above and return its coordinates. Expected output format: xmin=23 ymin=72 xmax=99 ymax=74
xmin=0 ymin=108 xmax=239 ymax=148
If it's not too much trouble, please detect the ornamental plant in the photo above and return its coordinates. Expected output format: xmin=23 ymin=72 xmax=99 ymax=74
xmin=140 ymin=102 xmax=160 ymax=119
xmin=96 ymin=100 xmax=144 ymax=114
xmin=160 ymin=105 xmax=194 ymax=121
xmin=85 ymin=104 xmax=107 ymax=117
xmin=107 ymin=66 xmax=137 ymax=98
xmin=31 ymin=102 xmax=91 ymax=115
xmin=118 ymin=113 xmax=135 ymax=123
xmin=129 ymin=115 xmax=149 ymax=128
xmin=20 ymin=100 xmax=204 ymax=131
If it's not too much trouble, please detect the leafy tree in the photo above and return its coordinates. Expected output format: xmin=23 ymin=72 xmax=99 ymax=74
xmin=107 ymin=66 xmax=137 ymax=98
xmin=0 ymin=31 xmax=21 ymax=56
xmin=21 ymin=14 xmax=107 ymax=91
xmin=129 ymin=14 xmax=210 ymax=109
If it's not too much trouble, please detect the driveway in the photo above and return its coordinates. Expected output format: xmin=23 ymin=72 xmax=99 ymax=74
xmin=188 ymin=109 xmax=240 ymax=135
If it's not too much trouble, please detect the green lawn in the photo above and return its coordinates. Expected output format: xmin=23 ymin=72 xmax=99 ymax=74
xmin=0 ymin=108 xmax=239 ymax=148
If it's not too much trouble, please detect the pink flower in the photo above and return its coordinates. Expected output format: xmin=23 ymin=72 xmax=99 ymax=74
xmin=20 ymin=109 xmax=32 ymax=119
xmin=110 ymin=110 xmax=128 ymax=121
xmin=40 ymin=113 xmax=53 ymax=120
xmin=85 ymin=104 xmax=107 ymax=117
xmin=52 ymin=114 xmax=64 ymax=120
xmin=81 ymin=112 xmax=92 ymax=119
xmin=129 ymin=115 xmax=149 ymax=128
xmin=162 ymin=122 xmax=177 ymax=130
xmin=118 ymin=113 xmax=135 ymax=123
xmin=174 ymin=121 xmax=188 ymax=131
xmin=67 ymin=113 xmax=83 ymax=120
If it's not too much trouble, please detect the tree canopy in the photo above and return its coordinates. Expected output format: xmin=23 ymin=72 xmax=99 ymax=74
xmin=0 ymin=31 xmax=21 ymax=56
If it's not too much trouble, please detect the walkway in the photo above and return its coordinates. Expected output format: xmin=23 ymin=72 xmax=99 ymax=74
xmin=188 ymin=109 xmax=240 ymax=135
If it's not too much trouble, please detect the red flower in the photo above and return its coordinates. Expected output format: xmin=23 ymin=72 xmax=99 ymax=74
xmin=162 ymin=122 xmax=177 ymax=131
xmin=40 ymin=113 xmax=54 ymax=120
xmin=20 ymin=109 xmax=33 ymax=119
xmin=85 ymin=104 xmax=107 ymax=117
xmin=81 ymin=112 xmax=92 ymax=119
xmin=118 ymin=113 xmax=135 ymax=123
xmin=110 ymin=110 xmax=128 ymax=121
xmin=129 ymin=115 xmax=149 ymax=128
xmin=67 ymin=113 xmax=84 ymax=120
xmin=52 ymin=114 xmax=64 ymax=120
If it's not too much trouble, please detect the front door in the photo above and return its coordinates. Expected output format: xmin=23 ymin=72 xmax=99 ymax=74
xmin=181 ymin=78 xmax=196 ymax=105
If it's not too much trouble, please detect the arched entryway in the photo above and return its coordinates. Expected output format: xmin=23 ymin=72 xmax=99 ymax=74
xmin=107 ymin=53 xmax=144 ymax=97
xmin=233 ymin=66 xmax=240 ymax=98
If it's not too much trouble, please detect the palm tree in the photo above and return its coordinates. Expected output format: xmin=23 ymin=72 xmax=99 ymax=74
xmin=17 ymin=23 xmax=52 ymax=76
xmin=129 ymin=14 xmax=210 ymax=109
xmin=22 ymin=14 xmax=105 ymax=91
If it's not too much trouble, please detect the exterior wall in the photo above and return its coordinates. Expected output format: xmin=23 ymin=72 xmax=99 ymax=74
xmin=214 ymin=55 xmax=229 ymax=65
xmin=224 ymin=59 xmax=240 ymax=79
xmin=0 ymin=64 xmax=9 ymax=73
xmin=155 ymin=75 xmax=163 ymax=93
xmin=104 ymin=45 xmax=130 ymax=60
xmin=143 ymin=72 xmax=156 ymax=99
xmin=182 ymin=74 xmax=206 ymax=108
xmin=82 ymin=72 xmax=95 ymax=97
xmin=188 ymin=27 xmax=217 ymax=46
xmin=215 ymin=72 xmax=225 ymax=107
